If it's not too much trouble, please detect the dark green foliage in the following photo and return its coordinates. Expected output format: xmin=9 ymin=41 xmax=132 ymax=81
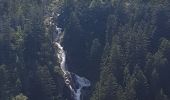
xmin=60 ymin=0 xmax=170 ymax=100
xmin=0 ymin=0 xmax=64 ymax=100
xmin=0 ymin=0 xmax=170 ymax=100
xmin=88 ymin=0 xmax=170 ymax=99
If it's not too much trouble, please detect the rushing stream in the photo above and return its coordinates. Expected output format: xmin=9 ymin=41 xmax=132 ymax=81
xmin=53 ymin=15 xmax=90 ymax=100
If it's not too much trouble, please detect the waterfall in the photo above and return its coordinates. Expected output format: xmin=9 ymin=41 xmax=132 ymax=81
xmin=53 ymin=15 xmax=90 ymax=100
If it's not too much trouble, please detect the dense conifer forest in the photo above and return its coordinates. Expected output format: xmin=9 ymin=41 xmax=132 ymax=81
xmin=0 ymin=0 xmax=170 ymax=100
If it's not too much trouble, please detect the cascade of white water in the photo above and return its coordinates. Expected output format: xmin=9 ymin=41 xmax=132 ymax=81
xmin=53 ymin=15 xmax=90 ymax=100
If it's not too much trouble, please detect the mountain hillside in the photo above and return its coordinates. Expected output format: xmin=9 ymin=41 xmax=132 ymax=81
xmin=0 ymin=0 xmax=170 ymax=100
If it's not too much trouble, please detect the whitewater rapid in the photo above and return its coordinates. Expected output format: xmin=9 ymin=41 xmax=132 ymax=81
xmin=54 ymin=18 xmax=90 ymax=100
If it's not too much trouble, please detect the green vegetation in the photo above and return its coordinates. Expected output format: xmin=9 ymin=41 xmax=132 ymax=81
xmin=12 ymin=93 xmax=28 ymax=100
xmin=0 ymin=0 xmax=170 ymax=100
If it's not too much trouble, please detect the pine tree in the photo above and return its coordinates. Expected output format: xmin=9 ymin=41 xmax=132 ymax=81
xmin=133 ymin=66 xmax=150 ymax=100
xmin=155 ymin=89 xmax=169 ymax=100
xmin=37 ymin=65 xmax=58 ymax=100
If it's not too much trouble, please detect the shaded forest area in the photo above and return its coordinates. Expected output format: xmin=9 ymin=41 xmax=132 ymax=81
xmin=0 ymin=0 xmax=170 ymax=100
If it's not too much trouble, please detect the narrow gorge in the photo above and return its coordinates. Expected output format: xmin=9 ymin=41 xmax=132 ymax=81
xmin=52 ymin=13 xmax=91 ymax=100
